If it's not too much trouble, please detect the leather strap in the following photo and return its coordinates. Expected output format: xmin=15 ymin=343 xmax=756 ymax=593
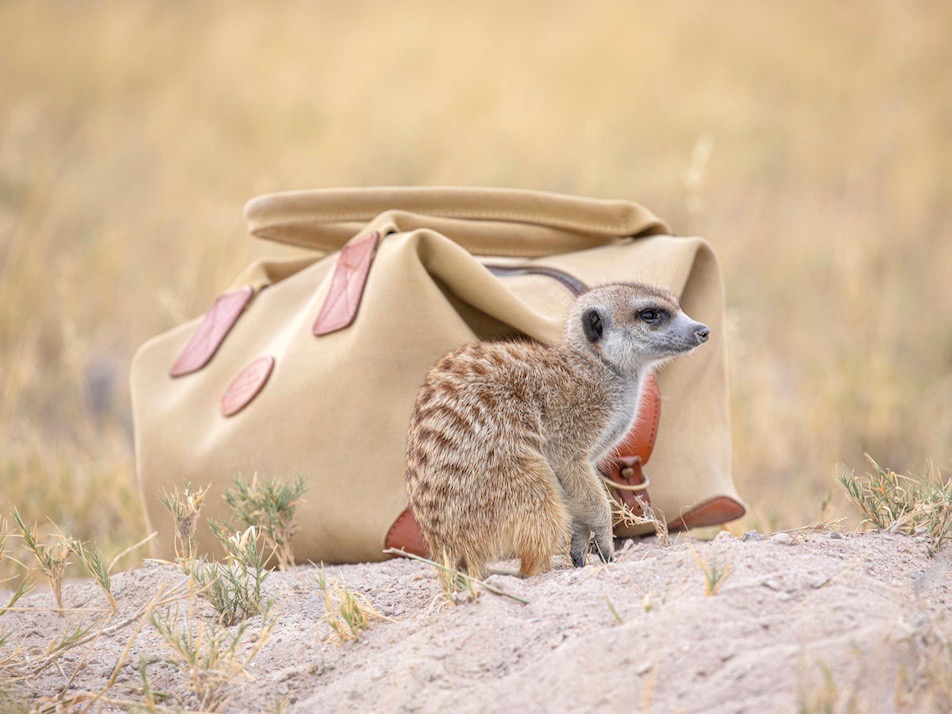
xmin=312 ymin=231 xmax=380 ymax=336
xmin=170 ymin=286 xmax=255 ymax=377
xmin=597 ymin=373 xmax=661 ymax=517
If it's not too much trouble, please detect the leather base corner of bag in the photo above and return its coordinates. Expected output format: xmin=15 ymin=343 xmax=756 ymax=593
xmin=385 ymin=507 xmax=431 ymax=559
xmin=667 ymin=496 xmax=746 ymax=532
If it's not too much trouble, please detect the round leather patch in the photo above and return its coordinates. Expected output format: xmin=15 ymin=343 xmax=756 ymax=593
xmin=220 ymin=356 xmax=274 ymax=417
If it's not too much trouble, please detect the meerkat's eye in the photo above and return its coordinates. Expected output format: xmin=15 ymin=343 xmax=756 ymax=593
xmin=638 ymin=308 xmax=661 ymax=324
xmin=582 ymin=308 xmax=603 ymax=342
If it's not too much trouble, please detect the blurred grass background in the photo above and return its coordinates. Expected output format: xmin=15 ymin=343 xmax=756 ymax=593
xmin=1 ymin=1 xmax=950 ymax=573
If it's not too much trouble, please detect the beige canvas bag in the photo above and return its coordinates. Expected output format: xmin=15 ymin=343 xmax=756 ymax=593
xmin=131 ymin=187 xmax=745 ymax=564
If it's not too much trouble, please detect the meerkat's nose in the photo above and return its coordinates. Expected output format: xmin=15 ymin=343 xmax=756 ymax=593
xmin=694 ymin=324 xmax=710 ymax=343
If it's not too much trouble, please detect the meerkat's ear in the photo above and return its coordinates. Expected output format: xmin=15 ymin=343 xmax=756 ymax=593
xmin=582 ymin=308 xmax=604 ymax=343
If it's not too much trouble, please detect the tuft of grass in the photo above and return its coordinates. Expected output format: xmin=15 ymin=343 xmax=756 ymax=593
xmin=150 ymin=600 xmax=277 ymax=711
xmin=688 ymin=545 xmax=733 ymax=597
xmin=159 ymin=481 xmax=210 ymax=571
xmin=195 ymin=524 xmax=270 ymax=627
xmin=10 ymin=507 xmax=74 ymax=616
xmin=134 ymin=656 xmax=164 ymax=710
xmin=60 ymin=535 xmax=115 ymax=611
xmin=612 ymin=495 xmax=670 ymax=547
xmin=839 ymin=455 xmax=952 ymax=555
xmin=0 ymin=520 xmax=32 ymax=616
xmin=314 ymin=568 xmax=389 ymax=644
xmin=223 ymin=474 xmax=307 ymax=571
xmin=0 ymin=578 xmax=31 ymax=618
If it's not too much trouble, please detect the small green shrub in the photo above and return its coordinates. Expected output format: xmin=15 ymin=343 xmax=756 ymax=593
xmin=195 ymin=524 xmax=270 ymax=627
xmin=223 ymin=474 xmax=307 ymax=571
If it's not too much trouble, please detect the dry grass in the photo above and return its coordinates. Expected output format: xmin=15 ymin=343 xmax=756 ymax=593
xmin=0 ymin=497 xmax=277 ymax=708
xmin=688 ymin=545 xmax=733 ymax=596
xmin=150 ymin=600 xmax=277 ymax=711
xmin=1 ymin=1 xmax=951 ymax=563
xmin=313 ymin=568 xmax=389 ymax=645
xmin=159 ymin=481 xmax=210 ymax=570
xmin=839 ymin=455 xmax=952 ymax=554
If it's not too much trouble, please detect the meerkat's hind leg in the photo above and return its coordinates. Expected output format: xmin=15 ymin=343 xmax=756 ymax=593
xmin=506 ymin=449 xmax=569 ymax=578
xmin=447 ymin=543 xmax=487 ymax=582
xmin=515 ymin=508 xmax=564 ymax=577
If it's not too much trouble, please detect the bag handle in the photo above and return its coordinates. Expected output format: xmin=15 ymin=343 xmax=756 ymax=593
xmin=244 ymin=186 xmax=671 ymax=257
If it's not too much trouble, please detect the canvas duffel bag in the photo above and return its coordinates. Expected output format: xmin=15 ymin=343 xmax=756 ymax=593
xmin=131 ymin=187 xmax=745 ymax=564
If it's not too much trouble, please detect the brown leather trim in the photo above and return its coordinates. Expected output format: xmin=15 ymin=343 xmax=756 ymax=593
xmin=385 ymin=507 xmax=431 ymax=558
xmin=312 ymin=231 xmax=380 ymax=336
xmin=614 ymin=372 xmax=661 ymax=466
xmin=170 ymin=286 xmax=255 ymax=377
xmin=220 ymin=356 xmax=275 ymax=417
xmin=668 ymin=496 xmax=746 ymax=531
xmin=598 ymin=373 xmax=661 ymax=517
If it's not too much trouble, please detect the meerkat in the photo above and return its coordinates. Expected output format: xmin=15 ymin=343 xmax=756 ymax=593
xmin=404 ymin=282 xmax=710 ymax=579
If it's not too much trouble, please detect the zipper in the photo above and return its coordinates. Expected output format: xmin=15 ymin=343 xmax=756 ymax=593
xmin=484 ymin=264 xmax=588 ymax=297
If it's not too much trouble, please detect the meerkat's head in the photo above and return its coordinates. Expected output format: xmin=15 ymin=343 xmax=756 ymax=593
xmin=566 ymin=282 xmax=709 ymax=375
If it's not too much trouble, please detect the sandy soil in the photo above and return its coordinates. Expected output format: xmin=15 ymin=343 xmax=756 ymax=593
xmin=4 ymin=531 xmax=951 ymax=713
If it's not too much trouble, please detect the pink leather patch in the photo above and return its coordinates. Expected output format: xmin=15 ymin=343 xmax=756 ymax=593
xmin=312 ymin=232 xmax=380 ymax=336
xmin=220 ymin=356 xmax=275 ymax=417
xmin=170 ymin=286 xmax=255 ymax=377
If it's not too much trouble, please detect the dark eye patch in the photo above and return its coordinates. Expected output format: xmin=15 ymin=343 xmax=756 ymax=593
xmin=582 ymin=308 xmax=603 ymax=342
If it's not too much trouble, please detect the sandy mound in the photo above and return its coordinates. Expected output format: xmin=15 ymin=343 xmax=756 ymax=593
xmin=4 ymin=531 xmax=950 ymax=712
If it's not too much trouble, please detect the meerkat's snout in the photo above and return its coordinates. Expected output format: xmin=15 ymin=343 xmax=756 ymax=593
xmin=694 ymin=323 xmax=710 ymax=343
